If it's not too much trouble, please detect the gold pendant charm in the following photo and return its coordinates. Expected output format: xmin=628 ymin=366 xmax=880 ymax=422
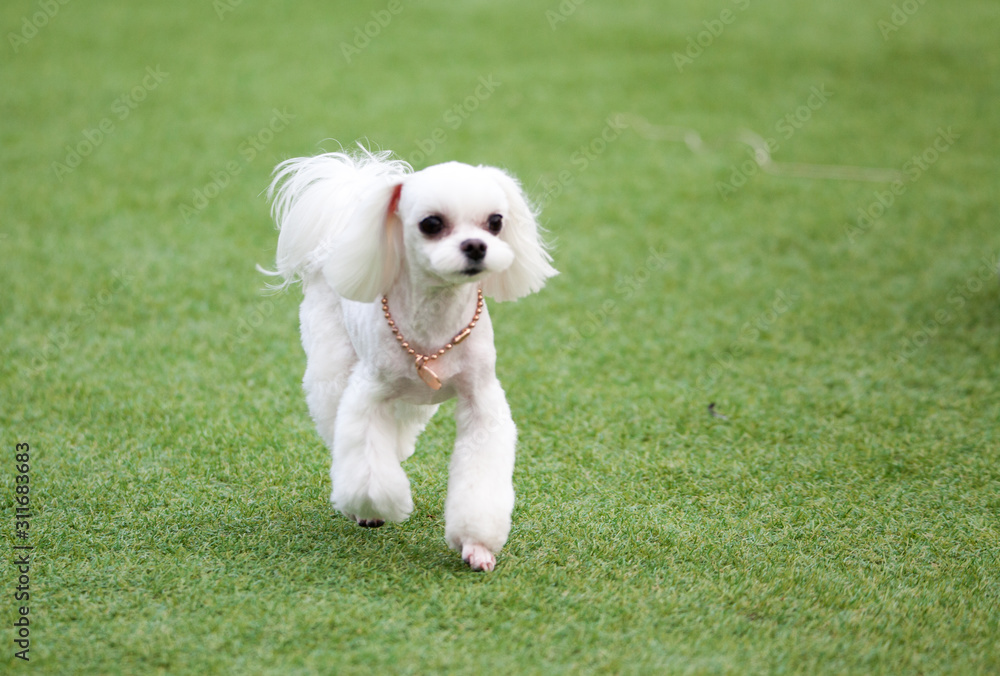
xmin=417 ymin=363 xmax=442 ymax=390
xmin=415 ymin=357 xmax=442 ymax=390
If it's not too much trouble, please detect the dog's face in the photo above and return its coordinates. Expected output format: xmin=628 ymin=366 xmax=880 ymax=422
xmin=394 ymin=162 xmax=516 ymax=287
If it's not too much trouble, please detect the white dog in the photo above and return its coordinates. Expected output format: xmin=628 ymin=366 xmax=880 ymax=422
xmin=263 ymin=148 xmax=557 ymax=571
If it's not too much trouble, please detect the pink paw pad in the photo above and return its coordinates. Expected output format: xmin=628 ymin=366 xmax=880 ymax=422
xmin=461 ymin=543 xmax=496 ymax=572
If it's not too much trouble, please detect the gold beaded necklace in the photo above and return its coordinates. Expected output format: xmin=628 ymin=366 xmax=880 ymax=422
xmin=381 ymin=288 xmax=484 ymax=390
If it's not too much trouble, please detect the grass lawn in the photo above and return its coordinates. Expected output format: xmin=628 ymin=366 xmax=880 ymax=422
xmin=2 ymin=0 xmax=998 ymax=673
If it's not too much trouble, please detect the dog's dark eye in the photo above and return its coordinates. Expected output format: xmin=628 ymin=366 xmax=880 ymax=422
xmin=419 ymin=215 xmax=445 ymax=236
xmin=487 ymin=214 xmax=503 ymax=235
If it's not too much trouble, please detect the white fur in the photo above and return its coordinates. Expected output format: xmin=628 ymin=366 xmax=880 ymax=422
xmin=264 ymin=148 xmax=557 ymax=571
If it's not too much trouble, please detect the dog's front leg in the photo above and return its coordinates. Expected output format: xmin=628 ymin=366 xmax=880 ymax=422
xmin=445 ymin=379 xmax=517 ymax=572
xmin=330 ymin=369 xmax=413 ymax=527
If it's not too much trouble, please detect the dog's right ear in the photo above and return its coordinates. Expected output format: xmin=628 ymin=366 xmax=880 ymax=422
xmin=321 ymin=179 xmax=404 ymax=302
xmin=267 ymin=150 xmax=409 ymax=300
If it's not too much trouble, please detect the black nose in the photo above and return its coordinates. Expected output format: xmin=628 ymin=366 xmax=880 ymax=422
xmin=461 ymin=239 xmax=487 ymax=262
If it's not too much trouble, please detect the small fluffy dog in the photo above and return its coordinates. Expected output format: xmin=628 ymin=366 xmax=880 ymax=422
xmin=263 ymin=148 xmax=557 ymax=571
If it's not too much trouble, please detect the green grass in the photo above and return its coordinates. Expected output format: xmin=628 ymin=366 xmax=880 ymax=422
xmin=2 ymin=0 xmax=999 ymax=673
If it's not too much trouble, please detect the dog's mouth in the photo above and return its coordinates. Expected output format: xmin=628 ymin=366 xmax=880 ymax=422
xmin=461 ymin=266 xmax=485 ymax=276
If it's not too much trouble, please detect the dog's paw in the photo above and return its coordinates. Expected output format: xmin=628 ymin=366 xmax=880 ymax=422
xmin=461 ymin=543 xmax=496 ymax=572
xmin=345 ymin=514 xmax=385 ymax=528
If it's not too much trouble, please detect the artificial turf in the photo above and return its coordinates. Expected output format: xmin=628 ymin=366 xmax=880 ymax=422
xmin=2 ymin=0 xmax=998 ymax=673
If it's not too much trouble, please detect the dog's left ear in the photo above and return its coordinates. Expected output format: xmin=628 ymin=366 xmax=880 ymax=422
xmin=479 ymin=167 xmax=558 ymax=301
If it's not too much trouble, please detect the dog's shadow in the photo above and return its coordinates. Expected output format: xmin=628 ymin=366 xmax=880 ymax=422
xmin=325 ymin=505 xmax=469 ymax=575
xmin=208 ymin=493 xmax=484 ymax=582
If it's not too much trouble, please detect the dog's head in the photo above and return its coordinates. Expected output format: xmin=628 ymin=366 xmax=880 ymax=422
xmin=392 ymin=161 xmax=554 ymax=300
xmin=268 ymin=152 xmax=557 ymax=302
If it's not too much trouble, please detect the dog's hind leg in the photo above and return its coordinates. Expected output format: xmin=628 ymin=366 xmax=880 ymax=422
xmin=393 ymin=402 xmax=439 ymax=462
xmin=300 ymin=279 xmax=357 ymax=451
